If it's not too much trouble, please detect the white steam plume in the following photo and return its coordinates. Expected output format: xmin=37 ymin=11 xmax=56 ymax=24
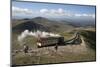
xmin=18 ymin=30 xmax=60 ymax=44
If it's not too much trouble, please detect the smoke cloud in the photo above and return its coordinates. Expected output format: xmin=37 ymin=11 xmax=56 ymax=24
xmin=18 ymin=30 xmax=60 ymax=43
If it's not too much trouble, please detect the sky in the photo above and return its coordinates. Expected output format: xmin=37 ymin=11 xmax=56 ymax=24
xmin=12 ymin=1 xmax=96 ymax=21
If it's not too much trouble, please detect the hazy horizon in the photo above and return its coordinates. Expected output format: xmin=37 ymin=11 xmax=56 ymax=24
xmin=12 ymin=1 xmax=96 ymax=24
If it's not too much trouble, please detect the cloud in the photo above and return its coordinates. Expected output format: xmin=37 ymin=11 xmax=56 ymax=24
xmin=12 ymin=6 xmax=95 ymax=19
xmin=39 ymin=8 xmax=71 ymax=16
xmin=40 ymin=9 xmax=48 ymax=13
xmin=91 ymin=14 xmax=95 ymax=18
xmin=12 ymin=6 xmax=33 ymax=16
xmin=74 ymin=13 xmax=95 ymax=18
xmin=40 ymin=8 xmax=95 ymax=18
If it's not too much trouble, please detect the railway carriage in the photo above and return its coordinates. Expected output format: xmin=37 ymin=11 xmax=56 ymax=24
xmin=37 ymin=36 xmax=64 ymax=48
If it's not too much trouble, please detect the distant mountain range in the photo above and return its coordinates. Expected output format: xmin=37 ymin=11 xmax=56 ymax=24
xmin=12 ymin=17 xmax=95 ymax=33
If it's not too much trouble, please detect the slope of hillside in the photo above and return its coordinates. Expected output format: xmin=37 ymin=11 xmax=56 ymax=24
xmin=13 ymin=20 xmax=49 ymax=33
xmin=12 ymin=30 xmax=96 ymax=65
xmin=12 ymin=17 xmax=75 ymax=33
xmin=79 ymin=30 xmax=96 ymax=50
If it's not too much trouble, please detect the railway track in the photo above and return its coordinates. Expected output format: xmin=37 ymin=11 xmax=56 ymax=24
xmin=64 ymin=32 xmax=82 ymax=45
xmin=12 ymin=32 xmax=82 ymax=54
xmin=12 ymin=32 xmax=83 ymax=65
xmin=33 ymin=32 xmax=83 ymax=64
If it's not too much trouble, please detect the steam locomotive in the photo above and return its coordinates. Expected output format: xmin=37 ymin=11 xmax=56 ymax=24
xmin=37 ymin=36 xmax=64 ymax=48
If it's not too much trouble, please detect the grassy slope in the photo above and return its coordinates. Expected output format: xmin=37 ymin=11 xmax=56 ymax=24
xmin=12 ymin=29 xmax=96 ymax=65
xmin=79 ymin=30 xmax=96 ymax=50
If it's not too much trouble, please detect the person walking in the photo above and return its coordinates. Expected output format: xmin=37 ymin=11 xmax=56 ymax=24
xmin=23 ymin=44 xmax=29 ymax=53
xmin=54 ymin=44 xmax=58 ymax=51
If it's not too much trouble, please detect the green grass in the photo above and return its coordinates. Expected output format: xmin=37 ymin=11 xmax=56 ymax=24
xmin=59 ymin=31 xmax=74 ymax=41
xmin=12 ymin=49 xmax=96 ymax=65
xmin=12 ymin=33 xmax=37 ymax=50
xmin=79 ymin=30 xmax=96 ymax=50
xmin=12 ymin=29 xmax=96 ymax=65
